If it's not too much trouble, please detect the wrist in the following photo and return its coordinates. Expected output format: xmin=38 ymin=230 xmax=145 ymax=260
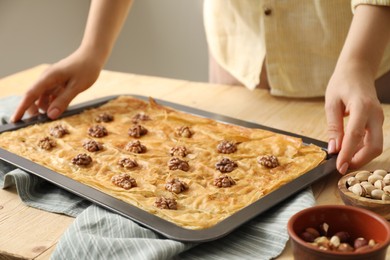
xmin=77 ymin=42 xmax=109 ymax=70
xmin=334 ymin=58 xmax=376 ymax=81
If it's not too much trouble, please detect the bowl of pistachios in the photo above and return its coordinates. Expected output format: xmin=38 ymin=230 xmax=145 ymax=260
xmin=287 ymin=205 xmax=390 ymax=260
xmin=338 ymin=169 xmax=390 ymax=220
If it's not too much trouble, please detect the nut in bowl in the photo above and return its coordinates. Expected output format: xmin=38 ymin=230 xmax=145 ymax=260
xmin=338 ymin=170 xmax=390 ymax=220
xmin=287 ymin=205 xmax=390 ymax=260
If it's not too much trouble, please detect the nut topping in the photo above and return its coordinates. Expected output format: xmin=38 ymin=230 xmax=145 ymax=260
xmin=168 ymin=157 xmax=190 ymax=171
xmin=49 ymin=124 xmax=69 ymax=138
xmin=215 ymin=158 xmax=237 ymax=173
xmin=169 ymin=146 xmax=188 ymax=157
xmin=176 ymin=126 xmax=193 ymax=138
xmin=217 ymin=140 xmax=237 ymax=154
xmin=257 ymin=155 xmax=279 ymax=168
xmin=165 ymin=178 xmax=189 ymax=194
xmin=118 ymin=158 xmax=138 ymax=169
xmin=155 ymin=197 xmax=177 ymax=210
xmin=214 ymin=174 xmax=236 ymax=188
xmin=128 ymin=124 xmax=148 ymax=138
xmin=71 ymin=153 xmax=92 ymax=166
xmin=111 ymin=173 xmax=137 ymax=190
xmin=38 ymin=136 xmax=56 ymax=150
xmin=125 ymin=140 xmax=147 ymax=153
xmin=82 ymin=139 xmax=103 ymax=152
xmin=131 ymin=112 xmax=150 ymax=124
xmin=95 ymin=112 xmax=114 ymax=123
xmin=88 ymin=125 xmax=108 ymax=138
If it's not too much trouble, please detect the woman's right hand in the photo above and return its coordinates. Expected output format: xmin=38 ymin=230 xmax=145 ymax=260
xmin=11 ymin=0 xmax=133 ymax=122
xmin=11 ymin=47 xmax=103 ymax=122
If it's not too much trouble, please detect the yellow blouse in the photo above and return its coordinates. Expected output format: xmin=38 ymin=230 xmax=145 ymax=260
xmin=203 ymin=0 xmax=390 ymax=98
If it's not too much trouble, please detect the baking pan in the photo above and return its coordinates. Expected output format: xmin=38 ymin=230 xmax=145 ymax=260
xmin=0 ymin=95 xmax=337 ymax=242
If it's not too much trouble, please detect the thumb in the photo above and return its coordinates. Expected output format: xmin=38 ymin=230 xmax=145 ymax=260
xmin=324 ymin=100 xmax=345 ymax=155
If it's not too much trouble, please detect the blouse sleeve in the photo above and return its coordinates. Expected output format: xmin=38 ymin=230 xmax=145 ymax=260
xmin=351 ymin=0 xmax=390 ymax=12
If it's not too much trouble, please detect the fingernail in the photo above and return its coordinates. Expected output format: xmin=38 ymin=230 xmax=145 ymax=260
xmin=328 ymin=139 xmax=336 ymax=154
xmin=339 ymin=162 xmax=349 ymax=175
xmin=48 ymin=107 xmax=60 ymax=119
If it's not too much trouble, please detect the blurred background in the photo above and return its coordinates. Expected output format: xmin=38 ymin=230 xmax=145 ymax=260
xmin=0 ymin=0 xmax=208 ymax=82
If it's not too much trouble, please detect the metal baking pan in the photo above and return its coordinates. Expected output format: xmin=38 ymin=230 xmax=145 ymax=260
xmin=0 ymin=94 xmax=337 ymax=242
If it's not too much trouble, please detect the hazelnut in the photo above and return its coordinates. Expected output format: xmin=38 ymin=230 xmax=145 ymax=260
xmin=334 ymin=231 xmax=350 ymax=243
xmin=337 ymin=243 xmax=354 ymax=252
xmin=354 ymin=237 xmax=368 ymax=249
xmin=301 ymin=231 xmax=317 ymax=242
xmin=305 ymin=227 xmax=320 ymax=238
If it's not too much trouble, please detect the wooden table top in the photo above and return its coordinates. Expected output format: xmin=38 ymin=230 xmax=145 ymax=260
xmin=0 ymin=65 xmax=388 ymax=259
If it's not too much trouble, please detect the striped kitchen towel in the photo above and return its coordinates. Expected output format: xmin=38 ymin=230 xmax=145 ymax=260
xmin=0 ymin=95 xmax=315 ymax=260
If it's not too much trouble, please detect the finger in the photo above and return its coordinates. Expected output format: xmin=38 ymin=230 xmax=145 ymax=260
xmin=348 ymin=113 xmax=383 ymax=169
xmin=36 ymin=84 xmax=65 ymax=112
xmin=46 ymin=80 xmax=81 ymax=119
xmin=36 ymin=93 xmax=53 ymax=112
xmin=11 ymin=90 xmax=41 ymax=122
xmin=336 ymin=102 xmax=370 ymax=173
xmin=324 ymin=99 xmax=345 ymax=154
xmin=11 ymin=72 xmax=61 ymax=122
xmin=26 ymin=103 xmax=39 ymax=117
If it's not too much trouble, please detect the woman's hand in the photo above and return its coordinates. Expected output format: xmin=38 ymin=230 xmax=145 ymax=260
xmin=325 ymin=65 xmax=384 ymax=174
xmin=11 ymin=48 xmax=102 ymax=121
xmin=11 ymin=0 xmax=133 ymax=122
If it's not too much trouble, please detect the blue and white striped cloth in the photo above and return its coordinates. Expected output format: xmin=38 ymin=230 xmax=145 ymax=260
xmin=0 ymin=96 xmax=315 ymax=260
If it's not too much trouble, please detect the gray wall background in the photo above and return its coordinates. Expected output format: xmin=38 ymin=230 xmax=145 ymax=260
xmin=0 ymin=0 xmax=208 ymax=82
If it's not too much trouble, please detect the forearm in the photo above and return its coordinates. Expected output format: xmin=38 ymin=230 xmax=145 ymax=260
xmin=336 ymin=5 xmax=390 ymax=78
xmin=79 ymin=0 xmax=133 ymax=67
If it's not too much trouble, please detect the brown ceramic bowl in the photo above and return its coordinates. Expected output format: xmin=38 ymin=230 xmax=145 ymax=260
xmin=338 ymin=171 xmax=390 ymax=220
xmin=287 ymin=205 xmax=390 ymax=260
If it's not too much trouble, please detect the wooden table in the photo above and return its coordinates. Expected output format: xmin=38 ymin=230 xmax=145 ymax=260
xmin=0 ymin=65 xmax=389 ymax=259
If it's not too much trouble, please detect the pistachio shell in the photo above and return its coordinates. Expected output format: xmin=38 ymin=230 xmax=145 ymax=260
xmin=361 ymin=183 xmax=375 ymax=195
xmin=383 ymin=174 xmax=390 ymax=185
xmin=372 ymin=169 xmax=388 ymax=177
xmin=351 ymin=184 xmax=366 ymax=197
xmin=354 ymin=171 xmax=371 ymax=182
xmin=374 ymin=180 xmax=385 ymax=190
xmin=371 ymin=189 xmax=384 ymax=200
xmin=382 ymin=193 xmax=390 ymax=201
xmin=346 ymin=176 xmax=358 ymax=187
xmin=368 ymin=174 xmax=383 ymax=184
